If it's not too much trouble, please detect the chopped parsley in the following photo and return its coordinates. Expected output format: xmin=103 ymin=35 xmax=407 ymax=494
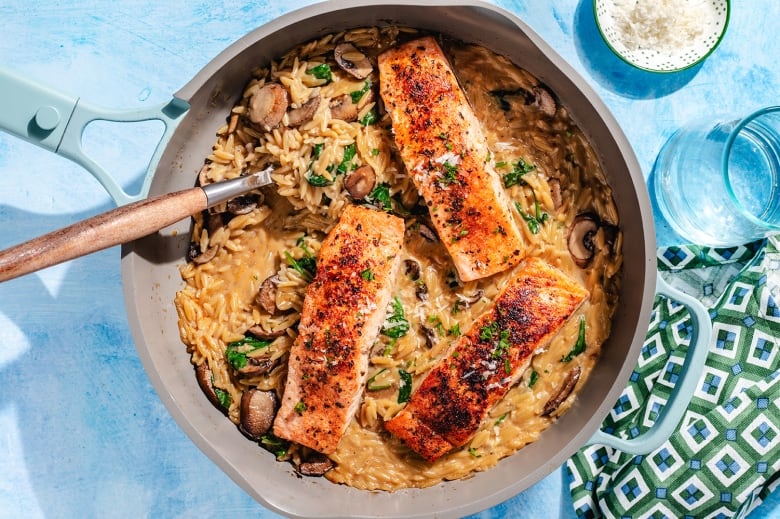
xmin=561 ymin=316 xmax=587 ymax=362
xmin=479 ymin=321 xmax=500 ymax=341
xmin=448 ymin=323 xmax=461 ymax=337
xmin=439 ymin=161 xmax=459 ymax=185
xmin=306 ymin=63 xmax=332 ymax=82
xmin=260 ymin=433 xmax=289 ymax=459
xmin=494 ymin=413 xmax=508 ymax=426
xmin=515 ymin=191 xmax=549 ymax=234
xmin=427 ymin=315 xmax=445 ymax=336
xmin=382 ymin=297 xmax=409 ymax=338
xmin=502 ymin=158 xmax=536 ymax=188
xmin=225 ymin=336 xmax=271 ymax=370
xmin=214 ymin=387 xmax=231 ymax=409
xmin=359 ymin=109 xmax=377 ymax=126
xmin=360 ymin=268 xmax=374 ymax=281
xmin=468 ymin=447 xmax=482 ymax=458
xmin=293 ymin=400 xmax=307 ymax=414
xmin=368 ymin=183 xmax=392 ymax=212
xmin=398 ymin=369 xmax=412 ymax=403
xmin=528 ymin=369 xmax=539 ymax=388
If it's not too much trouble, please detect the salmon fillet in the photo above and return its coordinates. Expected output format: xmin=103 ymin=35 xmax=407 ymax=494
xmin=273 ymin=205 xmax=405 ymax=454
xmin=378 ymin=36 xmax=527 ymax=282
xmin=384 ymin=257 xmax=589 ymax=462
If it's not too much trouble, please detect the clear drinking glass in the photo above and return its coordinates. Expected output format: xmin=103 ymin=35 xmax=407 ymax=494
xmin=653 ymin=106 xmax=780 ymax=246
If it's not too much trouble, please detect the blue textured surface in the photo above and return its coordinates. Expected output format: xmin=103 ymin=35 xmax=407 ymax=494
xmin=0 ymin=1 xmax=778 ymax=518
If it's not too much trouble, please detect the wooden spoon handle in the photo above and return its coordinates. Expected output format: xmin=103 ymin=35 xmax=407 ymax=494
xmin=0 ymin=187 xmax=206 ymax=282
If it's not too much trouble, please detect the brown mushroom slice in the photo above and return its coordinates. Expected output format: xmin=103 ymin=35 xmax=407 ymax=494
xmin=297 ymin=452 xmax=335 ymax=477
xmin=239 ymin=389 xmax=279 ymax=440
xmin=421 ymin=324 xmax=437 ymax=348
xmin=456 ymin=288 xmax=484 ymax=308
xmin=330 ymin=94 xmax=359 ymax=122
xmin=418 ymin=222 xmax=438 ymax=242
xmin=246 ymin=324 xmax=287 ymax=340
xmin=532 ymin=84 xmax=557 ymax=117
xmin=287 ymin=95 xmax=321 ymax=127
xmin=415 ymin=281 xmax=429 ymax=302
xmin=344 ymin=164 xmax=376 ymax=200
xmin=191 ymin=244 xmax=218 ymax=265
xmin=236 ymin=353 xmax=278 ymax=378
xmin=567 ymin=213 xmax=600 ymax=268
xmin=256 ymin=275 xmax=281 ymax=315
xmin=334 ymin=43 xmax=373 ymax=80
xmin=549 ymin=178 xmax=563 ymax=210
xmin=195 ymin=362 xmax=228 ymax=414
xmin=542 ymin=366 xmax=581 ymax=416
xmin=248 ymin=83 xmax=289 ymax=129
xmin=227 ymin=194 xmax=260 ymax=215
xmin=404 ymin=259 xmax=421 ymax=280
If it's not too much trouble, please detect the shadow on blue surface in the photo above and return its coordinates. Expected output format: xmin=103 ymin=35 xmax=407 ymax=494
xmin=572 ymin=0 xmax=701 ymax=100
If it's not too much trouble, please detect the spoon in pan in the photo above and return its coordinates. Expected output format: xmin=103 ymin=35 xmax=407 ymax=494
xmin=0 ymin=166 xmax=274 ymax=283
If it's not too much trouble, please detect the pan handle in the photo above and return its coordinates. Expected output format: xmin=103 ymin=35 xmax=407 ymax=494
xmin=0 ymin=67 xmax=189 ymax=206
xmin=587 ymin=274 xmax=712 ymax=454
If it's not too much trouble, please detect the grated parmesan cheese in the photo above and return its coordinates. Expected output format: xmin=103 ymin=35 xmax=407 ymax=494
xmin=610 ymin=0 xmax=717 ymax=53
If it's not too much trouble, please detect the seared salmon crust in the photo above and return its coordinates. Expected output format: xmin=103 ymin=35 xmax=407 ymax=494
xmin=384 ymin=257 xmax=589 ymax=462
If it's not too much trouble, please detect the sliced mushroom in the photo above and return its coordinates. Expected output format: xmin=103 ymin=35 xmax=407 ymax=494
xmin=256 ymin=275 xmax=281 ymax=315
xmin=287 ymin=95 xmax=321 ymax=127
xmin=344 ymin=164 xmax=376 ymax=200
xmin=567 ymin=213 xmax=600 ymax=268
xmin=456 ymin=289 xmax=484 ymax=308
xmin=532 ymin=84 xmax=557 ymax=118
xmin=235 ymin=354 xmax=278 ymax=378
xmin=418 ymin=222 xmax=438 ymax=242
xmin=297 ymin=452 xmax=335 ymax=477
xmin=421 ymin=324 xmax=437 ymax=348
xmin=195 ymin=362 xmax=227 ymax=414
xmin=334 ymin=43 xmax=373 ymax=80
xmin=330 ymin=94 xmax=359 ymax=122
xmin=404 ymin=259 xmax=421 ymax=280
xmin=239 ymin=389 xmax=279 ymax=440
xmin=542 ymin=366 xmax=581 ymax=416
xmin=227 ymin=194 xmax=260 ymax=215
xmin=602 ymin=223 xmax=621 ymax=254
xmin=549 ymin=178 xmax=563 ymax=210
xmin=415 ymin=281 xmax=429 ymax=302
xmin=246 ymin=324 xmax=287 ymax=340
xmin=248 ymin=83 xmax=289 ymax=129
xmin=398 ymin=186 xmax=420 ymax=211
xmin=191 ymin=244 xmax=218 ymax=265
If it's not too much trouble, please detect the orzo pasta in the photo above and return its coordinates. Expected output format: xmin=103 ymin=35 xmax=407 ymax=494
xmin=175 ymin=26 xmax=622 ymax=490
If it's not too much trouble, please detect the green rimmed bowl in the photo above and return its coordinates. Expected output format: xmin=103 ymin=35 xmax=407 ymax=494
xmin=594 ymin=0 xmax=730 ymax=73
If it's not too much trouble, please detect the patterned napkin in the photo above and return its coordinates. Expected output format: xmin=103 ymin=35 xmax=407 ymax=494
xmin=567 ymin=234 xmax=780 ymax=518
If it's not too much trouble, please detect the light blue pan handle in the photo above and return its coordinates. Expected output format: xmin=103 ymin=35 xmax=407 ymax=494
xmin=0 ymin=68 xmax=189 ymax=206
xmin=588 ymin=274 xmax=712 ymax=454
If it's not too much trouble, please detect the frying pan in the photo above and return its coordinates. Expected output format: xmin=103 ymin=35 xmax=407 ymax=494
xmin=0 ymin=1 xmax=711 ymax=517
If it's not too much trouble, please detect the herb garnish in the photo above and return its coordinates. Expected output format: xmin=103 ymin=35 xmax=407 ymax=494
xmin=293 ymin=400 xmax=307 ymax=414
xmin=367 ymin=368 xmax=391 ymax=391
xmin=306 ymin=63 xmax=332 ymax=82
xmin=398 ymin=369 xmax=412 ymax=403
xmin=561 ymin=316 xmax=587 ymax=362
xmin=225 ymin=336 xmax=272 ymax=370
xmin=382 ymin=297 xmax=409 ymax=338
xmin=214 ymin=387 xmax=231 ymax=409
xmin=359 ymin=109 xmax=377 ymax=126
xmin=360 ymin=268 xmax=374 ymax=281
xmin=260 ymin=433 xmax=289 ymax=459
xmin=502 ymin=158 xmax=536 ymax=188
xmin=515 ymin=191 xmax=549 ymax=234
xmin=349 ymin=80 xmax=371 ymax=104
xmin=368 ymin=183 xmax=392 ymax=212
xmin=528 ymin=369 xmax=539 ymax=388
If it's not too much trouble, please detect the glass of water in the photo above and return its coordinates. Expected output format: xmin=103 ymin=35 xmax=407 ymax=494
xmin=654 ymin=106 xmax=780 ymax=246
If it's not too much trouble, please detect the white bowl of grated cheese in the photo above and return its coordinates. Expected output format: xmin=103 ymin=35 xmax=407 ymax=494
xmin=594 ymin=0 xmax=730 ymax=73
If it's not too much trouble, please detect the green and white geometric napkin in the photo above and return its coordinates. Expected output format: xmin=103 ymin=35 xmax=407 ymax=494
xmin=567 ymin=234 xmax=780 ymax=518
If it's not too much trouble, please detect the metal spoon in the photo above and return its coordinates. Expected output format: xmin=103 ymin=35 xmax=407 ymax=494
xmin=0 ymin=167 xmax=273 ymax=282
